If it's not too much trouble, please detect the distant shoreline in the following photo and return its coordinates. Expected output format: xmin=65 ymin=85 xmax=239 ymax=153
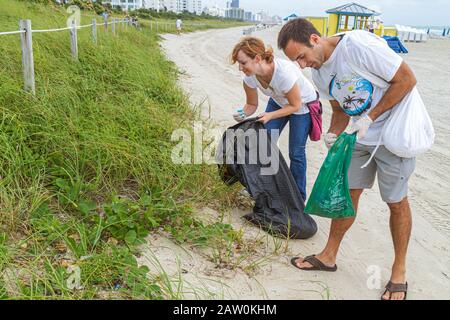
xmin=413 ymin=25 xmax=449 ymax=35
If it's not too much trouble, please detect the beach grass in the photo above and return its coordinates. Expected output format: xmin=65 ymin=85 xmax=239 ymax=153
xmin=0 ymin=0 xmax=245 ymax=299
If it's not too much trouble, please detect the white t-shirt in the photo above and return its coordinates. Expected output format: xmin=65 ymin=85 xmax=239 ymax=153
xmin=312 ymin=30 xmax=403 ymax=145
xmin=244 ymin=58 xmax=317 ymax=115
xmin=176 ymin=19 xmax=182 ymax=29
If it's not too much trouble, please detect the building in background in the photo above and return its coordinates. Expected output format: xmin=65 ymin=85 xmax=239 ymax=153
xmin=143 ymin=0 xmax=165 ymax=11
xmin=257 ymin=10 xmax=269 ymax=23
xmin=187 ymin=0 xmax=203 ymax=14
xmin=203 ymin=4 xmax=226 ymax=17
xmin=230 ymin=0 xmax=239 ymax=8
xmin=272 ymin=15 xmax=282 ymax=24
xmin=104 ymin=0 xmax=143 ymax=11
xmin=244 ymin=11 xmax=253 ymax=21
xmin=104 ymin=0 xmax=202 ymax=14
xmin=253 ymin=12 xmax=262 ymax=22
xmin=226 ymin=7 xmax=244 ymax=20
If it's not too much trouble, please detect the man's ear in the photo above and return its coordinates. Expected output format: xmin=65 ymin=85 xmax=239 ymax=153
xmin=310 ymin=34 xmax=320 ymax=46
xmin=254 ymin=55 xmax=262 ymax=63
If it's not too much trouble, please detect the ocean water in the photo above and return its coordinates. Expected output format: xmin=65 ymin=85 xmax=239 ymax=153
xmin=413 ymin=25 xmax=450 ymax=35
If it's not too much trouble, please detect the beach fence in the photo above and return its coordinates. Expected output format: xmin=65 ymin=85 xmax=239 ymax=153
xmin=1 ymin=16 xmax=227 ymax=95
xmin=0 ymin=17 xmax=139 ymax=95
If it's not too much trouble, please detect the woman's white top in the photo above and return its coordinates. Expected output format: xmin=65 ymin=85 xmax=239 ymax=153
xmin=243 ymin=58 xmax=317 ymax=115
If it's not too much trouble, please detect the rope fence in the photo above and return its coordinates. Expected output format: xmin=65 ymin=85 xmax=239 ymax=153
xmin=0 ymin=16 xmax=236 ymax=95
xmin=32 ymin=26 xmax=73 ymax=33
xmin=0 ymin=30 xmax=26 ymax=36
xmin=0 ymin=17 xmax=138 ymax=95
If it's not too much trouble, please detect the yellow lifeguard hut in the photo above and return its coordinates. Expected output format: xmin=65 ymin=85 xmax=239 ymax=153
xmin=302 ymin=3 xmax=399 ymax=39
xmin=326 ymin=2 xmax=380 ymax=35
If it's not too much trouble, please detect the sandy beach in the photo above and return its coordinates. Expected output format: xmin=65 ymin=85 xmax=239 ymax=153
xmin=138 ymin=26 xmax=450 ymax=300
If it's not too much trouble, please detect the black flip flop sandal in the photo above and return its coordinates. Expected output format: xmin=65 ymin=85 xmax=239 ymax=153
xmin=381 ymin=281 xmax=408 ymax=300
xmin=290 ymin=255 xmax=338 ymax=272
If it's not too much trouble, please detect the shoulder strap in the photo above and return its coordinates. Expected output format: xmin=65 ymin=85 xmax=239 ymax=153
xmin=342 ymin=32 xmax=390 ymax=90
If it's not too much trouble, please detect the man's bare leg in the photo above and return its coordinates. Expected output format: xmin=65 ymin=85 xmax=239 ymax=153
xmin=381 ymin=197 xmax=412 ymax=300
xmin=294 ymin=189 xmax=364 ymax=268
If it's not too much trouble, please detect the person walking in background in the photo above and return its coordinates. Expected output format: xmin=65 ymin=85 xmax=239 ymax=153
xmin=230 ymin=36 xmax=321 ymax=202
xmin=278 ymin=18 xmax=420 ymax=300
xmin=176 ymin=17 xmax=182 ymax=35
xmin=367 ymin=17 xmax=375 ymax=33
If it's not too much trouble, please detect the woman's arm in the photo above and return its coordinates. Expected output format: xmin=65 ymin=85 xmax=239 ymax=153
xmin=258 ymin=84 xmax=301 ymax=124
xmin=243 ymin=82 xmax=258 ymax=116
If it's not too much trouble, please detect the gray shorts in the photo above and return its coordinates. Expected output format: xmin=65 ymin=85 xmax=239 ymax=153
xmin=348 ymin=143 xmax=416 ymax=203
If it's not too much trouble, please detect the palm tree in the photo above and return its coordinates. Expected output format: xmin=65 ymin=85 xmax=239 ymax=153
xmin=343 ymin=95 xmax=358 ymax=109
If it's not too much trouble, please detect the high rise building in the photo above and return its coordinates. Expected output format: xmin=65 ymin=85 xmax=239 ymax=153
xmin=204 ymin=4 xmax=226 ymax=17
xmin=143 ymin=0 xmax=164 ymax=11
xmin=144 ymin=0 xmax=202 ymax=14
xmin=103 ymin=0 xmax=144 ymax=11
xmin=187 ymin=0 xmax=203 ymax=14
xmin=244 ymin=11 xmax=252 ymax=21
xmin=226 ymin=7 xmax=244 ymax=20
xmin=230 ymin=0 xmax=239 ymax=8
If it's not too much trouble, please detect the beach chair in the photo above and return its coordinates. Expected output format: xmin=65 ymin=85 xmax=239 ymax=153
xmin=407 ymin=27 xmax=415 ymax=42
xmin=396 ymin=25 xmax=408 ymax=42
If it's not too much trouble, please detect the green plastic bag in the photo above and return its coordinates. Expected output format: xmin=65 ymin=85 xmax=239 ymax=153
xmin=305 ymin=133 xmax=357 ymax=219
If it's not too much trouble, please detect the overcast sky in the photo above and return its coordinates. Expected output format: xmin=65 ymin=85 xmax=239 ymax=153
xmin=204 ymin=0 xmax=450 ymax=26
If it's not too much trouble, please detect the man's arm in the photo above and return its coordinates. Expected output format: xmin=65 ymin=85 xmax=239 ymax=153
xmin=329 ymin=100 xmax=350 ymax=135
xmin=368 ymin=61 xmax=417 ymax=121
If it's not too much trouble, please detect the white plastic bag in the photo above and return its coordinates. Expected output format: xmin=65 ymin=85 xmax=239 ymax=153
xmin=382 ymin=87 xmax=435 ymax=158
xmin=342 ymin=31 xmax=435 ymax=161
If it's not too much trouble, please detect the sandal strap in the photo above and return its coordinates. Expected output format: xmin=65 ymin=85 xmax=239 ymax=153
xmin=303 ymin=255 xmax=336 ymax=271
xmin=385 ymin=281 xmax=408 ymax=293
xmin=303 ymin=255 xmax=322 ymax=269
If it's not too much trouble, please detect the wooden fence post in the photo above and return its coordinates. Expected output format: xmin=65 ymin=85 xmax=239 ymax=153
xmin=92 ymin=19 xmax=97 ymax=44
xmin=112 ymin=18 xmax=116 ymax=35
xmin=19 ymin=19 xmax=35 ymax=95
xmin=104 ymin=15 xmax=108 ymax=32
xmin=70 ymin=19 xmax=78 ymax=60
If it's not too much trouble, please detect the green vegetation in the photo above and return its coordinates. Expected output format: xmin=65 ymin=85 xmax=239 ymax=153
xmin=0 ymin=0 xmax=245 ymax=299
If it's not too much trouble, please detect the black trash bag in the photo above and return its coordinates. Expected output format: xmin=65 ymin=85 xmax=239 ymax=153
xmin=217 ymin=118 xmax=317 ymax=239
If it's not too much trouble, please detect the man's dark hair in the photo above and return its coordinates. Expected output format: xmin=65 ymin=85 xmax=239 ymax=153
xmin=278 ymin=18 xmax=321 ymax=50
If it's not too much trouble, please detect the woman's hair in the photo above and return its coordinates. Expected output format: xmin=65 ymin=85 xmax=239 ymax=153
xmin=231 ymin=36 xmax=274 ymax=64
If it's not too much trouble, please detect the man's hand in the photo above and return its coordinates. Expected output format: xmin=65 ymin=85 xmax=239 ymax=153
xmin=346 ymin=114 xmax=373 ymax=140
xmin=257 ymin=112 xmax=273 ymax=125
xmin=324 ymin=132 xmax=338 ymax=149
xmin=233 ymin=108 xmax=247 ymax=122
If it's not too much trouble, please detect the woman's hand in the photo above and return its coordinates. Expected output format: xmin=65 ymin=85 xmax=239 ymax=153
xmin=257 ymin=112 xmax=273 ymax=125
xmin=233 ymin=108 xmax=247 ymax=122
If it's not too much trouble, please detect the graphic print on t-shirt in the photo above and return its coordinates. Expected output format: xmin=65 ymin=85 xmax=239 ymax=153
xmin=329 ymin=73 xmax=374 ymax=116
